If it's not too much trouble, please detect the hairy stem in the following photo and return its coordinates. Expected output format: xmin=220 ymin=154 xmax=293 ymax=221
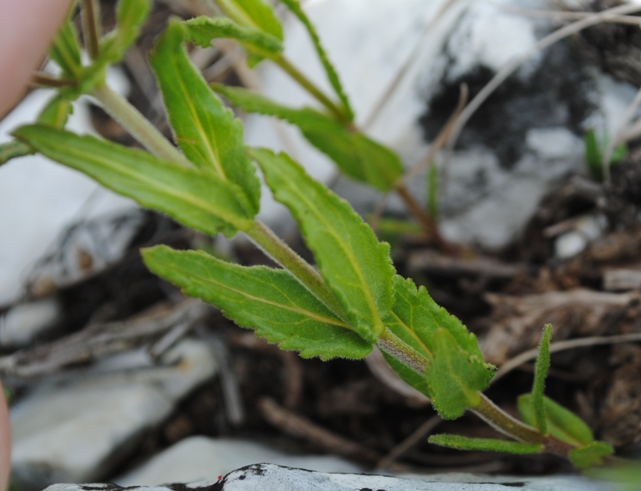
xmin=91 ymin=83 xmax=191 ymax=167
xmin=377 ymin=328 xmax=430 ymax=375
xmin=244 ymin=220 xmax=347 ymax=319
xmin=473 ymin=393 xmax=545 ymax=444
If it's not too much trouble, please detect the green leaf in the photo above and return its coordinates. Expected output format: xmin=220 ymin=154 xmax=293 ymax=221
xmin=531 ymin=324 xmax=553 ymax=435
xmin=100 ymin=0 xmax=152 ymax=64
xmin=380 ymin=350 xmax=431 ymax=399
xmin=49 ymin=17 xmax=83 ymax=79
xmin=569 ymin=441 xmax=614 ymax=469
xmin=150 ymin=20 xmax=260 ymax=216
xmin=185 ymin=16 xmax=283 ymax=58
xmin=584 ymin=129 xmax=603 ymax=181
xmin=13 ymin=125 xmax=255 ymax=236
xmin=38 ymin=94 xmax=73 ymax=128
xmin=215 ymin=0 xmax=283 ymax=40
xmin=1 ymin=95 xmax=73 ymax=165
xmin=383 ymin=276 xmax=495 ymax=419
xmin=587 ymin=461 xmax=641 ymax=491
xmin=611 ymin=143 xmax=628 ymax=164
xmin=214 ymin=85 xmax=402 ymax=191
xmin=0 ymin=141 xmax=30 ymax=166
xmin=214 ymin=0 xmax=283 ymax=66
xmin=250 ymin=148 xmax=395 ymax=343
xmin=143 ymin=245 xmax=372 ymax=360
xmin=429 ymin=434 xmax=543 ymax=455
xmin=278 ymin=0 xmax=354 ymax=121
xmin=518 ymin=394 xmax=594 ymax=447
xmin=427 ymin=328 xmax=495 ymax=418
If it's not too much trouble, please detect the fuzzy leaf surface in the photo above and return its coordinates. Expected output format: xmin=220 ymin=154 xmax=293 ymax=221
xmin=429 ymin=434 xmax=543 ymax=455
xmin=383 ymin=276 xmax=495 ymax=419
xmin=143 ymin=245 xmax=372 ymax=360
xmin=518 ymin=394 xmax=594 ymax=447
xmin=531 ymin=324 xmax=553 ymax=434
xmin=215 ymin=86 xmax=402 ymax=190
xmin=14 ymin=125 xmax=254 ymax=236
xmin=569 ymin=442 xmax=614 ymax=469
xmin=250 ymin=148 xmax=395 ymax=343
xmin=150 ymin=20 xmax=260 ymax=216
xmin=278 ymin=0 xmax=353 ymax=120
xmin=185 ymin=16 xmax=282 ymax=57
xmin=427 ymin=328 xmax=495 ymax=418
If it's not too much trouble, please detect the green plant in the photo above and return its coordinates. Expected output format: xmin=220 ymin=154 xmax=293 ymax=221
xmin=2 ymin=0 xmax=616 ymax=470
xmin=583 ymin=128 xmax=627 ymax=181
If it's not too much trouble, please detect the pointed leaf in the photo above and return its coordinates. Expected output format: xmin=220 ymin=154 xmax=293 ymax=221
xmin=100 ymin=0 xmax=152 ymax=64
xmin=214 ymin=0 xmax=283 ymax=66
xmin=429 ymin=434 xmax=543 ymax=455
xmin=518 ymin=394 xmax=594 ymax=447
xmin=49 ymin=16 xmax=83 ymax=79
xmin=531 ymin=324 xmax=553 ymax=435
xmin=569 ymin=441 xmax=614 ymax=469
xmin=278 ymin=0 xmax=353 ymax=121
xmin=185 ymin=17 xmax=282 ymax=58
xmin=150 ymin=20 xmax=260 ymax=216
xmin=214 ymin=85 xmax=402 ymax=190
xmin=215 ymin=0 xmax=283 ymax=40
xmin=143 ymin=245 xmax=372 ymax=360
xmin=427 ymin=328 xmax=495 ymax=418
xmin=383 ymin=276 xmax=495 ymax=419
xmin=13 ymin=125 xmax=254 ymax=236
xmin=250 ymin=148 xmax=395 ymax=343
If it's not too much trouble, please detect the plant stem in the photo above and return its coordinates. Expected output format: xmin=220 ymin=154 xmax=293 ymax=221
xmin=244 ymin=220 xmax=347 ymax=319
xmin=377 ymin=328 xmax=430 ymax=374
xmin=272 ymin=55 xmax=349 ymax=124
xmin=91 ymin=83 xmax=192 ymax=167
xmin=473 ymin=393 xmax=545 ymax=444
xmin=394 ymin=181 xmax=457 ymax=253
xmin=30 ymin=73 xmax=76 ymax=89
xmin=82 ymin=0 xmax=101 ymax=60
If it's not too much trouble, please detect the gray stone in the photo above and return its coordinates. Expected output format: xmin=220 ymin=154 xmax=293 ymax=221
xmin=10 ymin=339 xmax=218 ymax=490
xmin=116 ymin=436 xmax=360 ymax=486
xmin=44 ymin=463 xmax=609 ymax=491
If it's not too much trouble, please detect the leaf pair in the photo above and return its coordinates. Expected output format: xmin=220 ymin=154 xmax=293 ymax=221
xmin=144 ymin=148 xmax=397 ymax=359
xmin=381 ymin=276 xmax=495 ymax=419
xmin=199 ymin=1 xmax=402 ymax=190
xmin=16 ymin=17 xmax=261 ymax=238
xmin=430 ymin=326 xmax=614 ymax=466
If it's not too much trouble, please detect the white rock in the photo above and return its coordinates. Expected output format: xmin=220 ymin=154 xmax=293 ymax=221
xmin=555 ymin=213 xmax=607 ymax=259
xmin=116 ymin=436 xmax=360 ymax=486
xmin=246 ymin=0 xmax=634 ymax=250
xmin=0 ymin=297 xmax=61 ymax=348
xmin=0 ymin=68 xmax=137 ymax=307
xmin=44 ymin=463 xmax=609 ymax=491
xmin=10 ymin=339 xmax=218 ymax=490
